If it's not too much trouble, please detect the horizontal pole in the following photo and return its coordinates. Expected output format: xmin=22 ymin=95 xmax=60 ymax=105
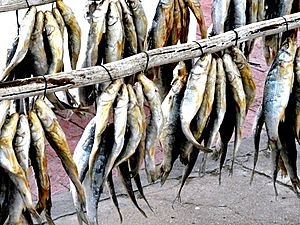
xmin=0 ymin=0 xmax=56 ymax=12
xmin=0 ymin=12 xmax=300 ymax=100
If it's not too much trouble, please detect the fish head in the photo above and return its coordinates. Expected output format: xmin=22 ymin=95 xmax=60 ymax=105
xmin=192 ymin=53 xmax=212 ymax=75
xmin=0 ymin=113 xmax=19 ymax=139
xmin=16 ymin=114 xmax=29 ymax=136
xmin=34 ymin=99 xmax=55 ymax=129
xmin=107 ymin=1 xmax=120 ymax=27
xmin=127 ymin=0 xmax=139 ymax=9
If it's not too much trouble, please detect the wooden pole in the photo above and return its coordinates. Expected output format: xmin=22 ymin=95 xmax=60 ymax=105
xmin=0 ymin=0 xmax=56 ymax=12
xmin=0 ymin=12 xmax=300 ymax=100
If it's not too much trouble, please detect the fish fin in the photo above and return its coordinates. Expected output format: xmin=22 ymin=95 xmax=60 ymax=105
xmin=118 ymin=162 xmax=147 ymax=218
xmin=174 ymin=148 xmax=199 ymax=205
xmin=107 ymin=172 xmax=123 ymax=223
xmin=250 ymin=105 xmax=265 ymax=185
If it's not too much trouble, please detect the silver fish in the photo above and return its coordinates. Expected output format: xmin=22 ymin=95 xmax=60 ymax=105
xmin=263 ymin=37 xmax=296 ymax=195
xmin=180 ymin=54 xmax=211 ymax=150
xmin=71 ymin=117 xmax=96 ymax=225
xmin=138 ymin=73 xmax=164 ymax=183
xmin=113 ymin=84 xmax=142 ymax=168
xmin=104 ymin=84 xmax=128 ymax=178
xmin=0 ymin=6 xmax=37 ymax=81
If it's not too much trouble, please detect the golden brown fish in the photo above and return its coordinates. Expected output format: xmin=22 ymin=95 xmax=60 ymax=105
xmin=0 ymin=113 xmax=42 ymax=224
xmin=7 ymin=114 xmax=31 ymax=225
xmin=52 ymin=7 xmax=65 ymax=38
xmin=130 ymin=81 xmax=147 ymax=177
xmin=44 ymin=11 xmax=68 ymax=110
xmin=0 ymin=6 xmax=37 ymax=81
xmin=184 ymin=0 xmax=207 ymax=38
xmin=230 ymin=47 xmax=256 ymax=112
xmin=34 ymin=98 xmax=86 ymax=216
xmin=195 ymin=58 xmax=217 ymax=174
xmin=56 ymin=0 xmax=81 ymax=70
xmin=206 ymin=58 xmax=226 ymax=149
xmin=28 ymin=110 xmax=53 ymax=222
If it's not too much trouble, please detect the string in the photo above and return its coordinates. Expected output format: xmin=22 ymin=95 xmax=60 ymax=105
xmin=192 ymin=40 xmax=204 ymax=55
xmin=42 ymin=75 xmax=48 ymax=100
xmin=99 ymin=64 xmax=113 ymax=81
xmin=25 ymin=0 xmax=30 ymax=8
xmin=232 ymin=29 xmax=239 ymax=46
xmin=281 ymin=16 xmax=289 ymax=32
xmin=16 ymin=11 xmax=20 ymax=36
xmin=141 ymin=51 xmax=150 ymax=73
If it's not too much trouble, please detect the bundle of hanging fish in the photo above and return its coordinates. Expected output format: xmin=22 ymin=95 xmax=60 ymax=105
xmin=157 ymin=47 xmax=256 ymax=202
xmin=251 ymin=32 xmax=300 ymax=197
xmin=260 ymin=0 xmax=300 ymax=65
xmin=154 ymin=0 xmax=256 ymax=202
xmin=210 ymin=0 xmax=264 ymax=58
xmin=210 ymin=0 xmax=300 ymax=62
xmin=72 ymin=0 xmax=164 ymax=224
xmin=146 ymin=0 xmax=208 ymax=98
xmin=0 ymin=97 xmax=86 ymax=225
xmin=1 ymin=0 xmax=83 ymax=112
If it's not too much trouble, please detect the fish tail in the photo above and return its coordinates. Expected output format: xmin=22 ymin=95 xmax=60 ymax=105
xmin=219 ymin=142 xmax=229 ymax=186
xmin=45 ymin=179 xmax=56 ymax=225
xmin=133 ymin=174 xmax=154 ymax=213
xmin=160 ymin=171 xmax=170 ymax=186
xmin=107 ymin=172 xmax=123 ymax=223
xmin=251 ymin=107 xmax=264 ymax=185
xmin=198 ymin=152 xmax=208 ymax=177
xmin=28 ymin=208 xmax=42 ymax=225
xmin=177 ymin=148 xmax=199 ymax=202
xmin=118 ymin=162 xmax=147 ymax=218
xmin=269 ymin=140 xmax=280 ymax=197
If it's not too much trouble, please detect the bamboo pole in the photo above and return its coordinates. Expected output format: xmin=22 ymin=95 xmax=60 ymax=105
xmin=0 ymin=12 xmax=300 ymax=100
xmin=0 ymin=0 xmax=55 ymax=12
